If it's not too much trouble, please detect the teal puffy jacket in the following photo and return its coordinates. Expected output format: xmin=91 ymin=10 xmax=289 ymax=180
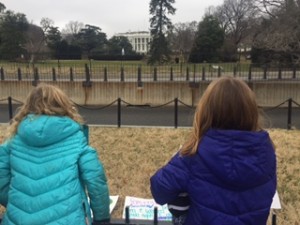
xmin=0 ymin=114 xmax=110 ymax=225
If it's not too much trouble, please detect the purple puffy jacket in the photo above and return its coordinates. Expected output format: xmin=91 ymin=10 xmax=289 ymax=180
xmin=150 ymin=129 xmax=277 ymax=225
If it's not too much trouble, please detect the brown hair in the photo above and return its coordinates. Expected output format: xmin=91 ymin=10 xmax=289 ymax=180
xmin=7 ymin=83 xmax=84 ymax=138
xmin=181 ymin=76 xmax=263 ymax=156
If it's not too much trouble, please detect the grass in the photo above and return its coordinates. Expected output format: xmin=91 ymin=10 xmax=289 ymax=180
xmin=0 ymin=59 xmax=253 ymax=73
xmin=0 ymin=125 xmax=299 ymax=225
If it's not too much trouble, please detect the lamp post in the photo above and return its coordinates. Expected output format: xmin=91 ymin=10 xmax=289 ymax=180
xmin=121 ymin=48 xmax=125 ymax=81
xmin=89 ymin=58 xmax=92 ymax=76
xmin=121 ymin=47 xmax=125 ymax=66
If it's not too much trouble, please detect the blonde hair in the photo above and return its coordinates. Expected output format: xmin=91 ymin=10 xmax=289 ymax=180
xmin=7 ymin=83 xmax=84 ymax=138
xmin=181 ymin=76 xmax=263 ymax=156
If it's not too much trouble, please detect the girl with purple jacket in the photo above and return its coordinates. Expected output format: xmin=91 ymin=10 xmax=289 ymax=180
xmin=151 ymin=76 xmax=277 ymax=225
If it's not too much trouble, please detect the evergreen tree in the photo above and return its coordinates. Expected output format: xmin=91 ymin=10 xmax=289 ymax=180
xmin=0 ymin=10 xmax=28 ymax=60
xmin=107 ymin=36 xmax=134 ymax=55
xmin=76 ymin=24 xmax=107 ymax=57
xmin=45 ymin=26 xmax=62 ymax=50
xmin=148 ymin=0 xmax=176 ymax=64
xmin=189 ymin=15 xmax=224 ymax=63
xmin=0 ymin=2 xmax=5 ymax=12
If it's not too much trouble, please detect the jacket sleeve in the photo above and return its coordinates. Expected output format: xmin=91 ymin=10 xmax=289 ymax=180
xmin=150 ymin=152 xmax=190 ymax=205
xmin=0 ymin=142 xmax=10 ymax=206
xmin=78 ymin=140 xmax=110 ymax=221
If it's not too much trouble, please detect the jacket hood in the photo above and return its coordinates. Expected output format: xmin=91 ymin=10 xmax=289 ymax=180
xmin=17 ymin=114 xmax=81 ymax=147
xmin=198 ymin=129 xmax=275 ymax=190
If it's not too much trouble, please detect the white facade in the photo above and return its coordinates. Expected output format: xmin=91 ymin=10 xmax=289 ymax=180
xmin=114 ymin=31 xmax=151 ymax=54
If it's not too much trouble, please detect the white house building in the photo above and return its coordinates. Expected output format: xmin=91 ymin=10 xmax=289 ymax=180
xmin=114 ymin=31 xmax=151 ymax=54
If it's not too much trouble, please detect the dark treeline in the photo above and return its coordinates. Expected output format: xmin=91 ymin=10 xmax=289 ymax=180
xmin=0 ymin=0 xmax=299 ymax=66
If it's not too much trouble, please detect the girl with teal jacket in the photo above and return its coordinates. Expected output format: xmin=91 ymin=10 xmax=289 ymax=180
xmin=0 ymin=83 xmax=110 ymax=225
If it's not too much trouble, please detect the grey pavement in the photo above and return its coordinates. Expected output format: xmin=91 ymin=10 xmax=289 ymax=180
xmin=1 ymin=103 xmax=300 ymax=129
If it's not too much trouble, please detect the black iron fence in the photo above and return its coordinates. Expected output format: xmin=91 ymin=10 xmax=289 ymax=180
xmin=1 ymin=97 xmax=300 ymax=130
xmin=0 ymin=206 xmax=172 ymax=225
xmin=0 ymin=200 xmax=278 ymax=225
xmin=0 ymin=63 xmax=300 ymax=83
xmin=91 ymin=206 xmax=172 ymax=225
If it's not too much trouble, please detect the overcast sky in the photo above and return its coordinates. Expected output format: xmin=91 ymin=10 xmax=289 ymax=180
xmin=1 ymin=0 xmax=224 ymax=38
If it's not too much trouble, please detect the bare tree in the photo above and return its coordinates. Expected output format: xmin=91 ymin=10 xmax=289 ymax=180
xmin=214 ymin=0 xmax=258 ymax=49
xmin=252 ymin=0 xmax=300 ymax=64
xmin=253 ymin=0 xmax=285 ymax=17
xmin=24 ymin=18 xmax=54 ymax=63
xmin=40 ymin=17 xmax=54 ymax=33
xmin=169 ymin=21 xmax=198 ymax=62
xmin=61 ymin=21 xmax=84 ymax=44
xmin=23 ymin=24 xmax=48 ymax=62
xmin=62 ymin=21 xmax=84 ymax=35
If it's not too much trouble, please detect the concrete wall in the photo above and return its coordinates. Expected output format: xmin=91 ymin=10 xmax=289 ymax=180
xmin=0 ymin=80 xmax=299 ymax=107
xmin=249 ymin=80 xmax=300 ymax=107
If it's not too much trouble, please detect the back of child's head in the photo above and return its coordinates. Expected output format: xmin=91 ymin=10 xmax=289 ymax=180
xmin=198 ymin=76 xmax=260 ymax=131
xmin=25 ymin=83 xmax=75 ymax=116
xmin=7 ymin=83 xmax=83 ymax=138
xmin=182 ymin=76 xmax=262 ymax=155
